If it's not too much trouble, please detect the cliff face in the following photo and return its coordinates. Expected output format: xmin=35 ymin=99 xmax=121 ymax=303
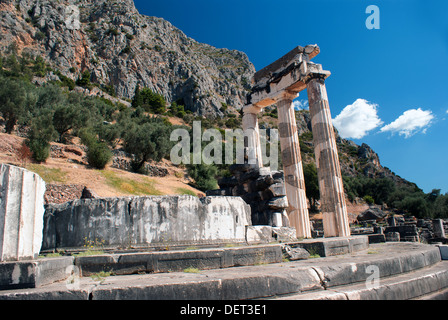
xmin=0 ymin=0 xmax=255 ymax=116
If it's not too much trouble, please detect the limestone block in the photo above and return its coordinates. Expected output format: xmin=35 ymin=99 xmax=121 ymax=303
xmin=282 ymin=245 xmax=310 ymax=261
xmin=270 ymin=212 xmax=283 ymax=227
xmin=267 ymin=183 xmax=287 ymax=197
xmin=267 ymin=197 xmax=289 ymax=210
xmin=273 ymin=227 xmax=297 ymax=242
xmin=433 ymin=219 xmax=446 ymax=239
xmin=43 ymin=195 xmax=252 ymax=250
xmin=0 ymin=164 xmax=46 ymax=261
xmin=245 ymin=226 xmax=274 ymax=244
xmin=386 ymin=232 xmax=400 ymax=242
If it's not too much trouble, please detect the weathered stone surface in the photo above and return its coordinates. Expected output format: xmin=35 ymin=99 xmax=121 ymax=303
xmin=277 ymin=92 xmax=311 ymax=239
xmin=267 ymin=183 xmax=287 ymax=197
xmin=75 ymin=244 xmax=283 ymax=276
xmin=42 ymin=195 xmax=251 ymax=250
xmin=245 ymin=226 xmax=274 ymax=244
xmin=267 ymin=197 xmax=289 ymax=210
xmin=0 ymin=257 xmax=74 ymax=290
xmin=0 ymin=164 xmax=46 ymax=262
xmin=368 ymin=234 xmax=386 ymax=244
xmin=386 ymin=232 xmax=401 ymax=242
xmin=357 ymin=207 xmax=387 ymax=222
xmin=272 ymin=227 xmax=296 ymax=242
xmin=282 ymin=245 xmax=310 ymax=261
xmin=209 ymin=166 xmax=291 ymax=227
xmin=307 ymin=76 xmax=350 ymax=238
xmin=433 ymin=219 xmax=446 ymax=239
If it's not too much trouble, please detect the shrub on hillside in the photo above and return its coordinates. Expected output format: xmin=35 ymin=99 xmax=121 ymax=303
xmin=86 ymin=141 xmax=112 ymax=170
xmin=123 ymin=118 xmax=172 ymax=173
xmin=26 ymin=110 xmax=57 ymax=163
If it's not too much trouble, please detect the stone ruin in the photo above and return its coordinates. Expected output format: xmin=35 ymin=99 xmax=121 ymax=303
xmin=0 ymin=164 xmax=46 ymax=261
xmin=351 ymin=210 xmax=448 ymax=244
xmin=207 ymin=164 xmax=289 ymax=227
xmin=0 ymin=164 xmax=254 ymax=259
xmin=211 ymin=45 xmax=350 ymax=239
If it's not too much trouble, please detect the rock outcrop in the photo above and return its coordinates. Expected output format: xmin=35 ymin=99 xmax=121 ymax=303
xmin=0 ymin=0 xmax=255 ymax=116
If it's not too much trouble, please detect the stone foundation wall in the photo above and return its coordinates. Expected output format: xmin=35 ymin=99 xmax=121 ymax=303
xmin=42 ymin=195 xmax=252 ymax=251
xmin=44 ymin=184 xmax=85 ymax=204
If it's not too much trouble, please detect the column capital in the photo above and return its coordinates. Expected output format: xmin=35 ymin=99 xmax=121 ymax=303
xmin=304 ymin=70 xmax=331 ymax=84
xmin=276 ymin=90 xmax=298 ymax=102
xmin=242 ymin=104 xmax=263 ymax=115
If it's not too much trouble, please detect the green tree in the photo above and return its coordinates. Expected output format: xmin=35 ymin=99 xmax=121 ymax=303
xmin=131 ymin=84 xmax=143 ymax=109
xmin=303 ymin=162 xmax=320 ymax=211
xmin=52 ymin=104 xmax=84 ymax=142
xmin=32 ymin=56 xmax=47 ymax=77
xmin=78 ymin=127 xmax=112 ymax=169
xmin=186 ymin=162 xmax=218 ymax=192
xmin=123 ymin=118 xmax=172 ymax=173
xmin=35 ymin=83 xmax=65 ymax=110
xmin=0 ymin=76 xmax=36 ymax=133
xmin=433 ymin=193 xmax=448 ymax=219
xmin=132 ymin=87 xmax=166 ymax=114
xmin=76 ymin=70 xmax=92 ymax=89
xmin=86 ymin=141 xmax=112 ymax=169
xmin=26 ymin=109 xmax=57 ymax=163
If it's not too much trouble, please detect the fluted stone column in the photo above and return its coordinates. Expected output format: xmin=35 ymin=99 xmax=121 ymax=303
xmin=0 ymin=164 xmax=46 ymax=261
xmin=307 ymin=75 xmax=350 ymax=237
xmin=242 ymin=109 xmax=263 ymax=168
xmin=277 ymin=91 xmax=311 ymax=238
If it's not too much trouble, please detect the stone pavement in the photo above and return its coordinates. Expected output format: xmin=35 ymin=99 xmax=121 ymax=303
xmin=0 ymin=242 xmax=446 ymax=300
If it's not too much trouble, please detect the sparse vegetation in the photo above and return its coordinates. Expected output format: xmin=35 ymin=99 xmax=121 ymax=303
xmin=27 ymin=164 xmax=67 ymax=183
xmin=175 ymin=187 xmax=197 ymax=196
xmin=102 ymin=170 xmax=163 ymax=196
xmin=90 ymin=271 xmax=111 ymax=284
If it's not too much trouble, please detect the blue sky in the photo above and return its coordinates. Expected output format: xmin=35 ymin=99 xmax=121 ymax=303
xmin=134 ymin=0 xmax=448 ymax=194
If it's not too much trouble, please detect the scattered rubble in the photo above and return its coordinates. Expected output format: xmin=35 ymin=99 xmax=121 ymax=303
xmin=207 ymin=164 xmax=290 ymax=227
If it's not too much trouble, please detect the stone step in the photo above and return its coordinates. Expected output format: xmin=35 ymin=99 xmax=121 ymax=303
xmin=0 ymin=236 xmax=369 ymax=291
xmin=273 ymin=260 xmax=448 ymax=300
xmin=0 ymin=257 xmax=74 ymax=290
xmin=0 ymin=242 xmax=443 ymax=300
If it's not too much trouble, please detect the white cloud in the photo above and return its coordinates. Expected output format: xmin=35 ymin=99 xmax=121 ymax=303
xmin=332 ymin=99 xmax=383 ymax=139
xmin=293 ymin=99 xmax=308 ymax=110
xmin=380 ymin=108 xmax=434 ymax=138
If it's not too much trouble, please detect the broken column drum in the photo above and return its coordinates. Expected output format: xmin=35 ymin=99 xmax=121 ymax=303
xmin=0 ymin=164 xmax=46 ymax=261
xmin=243 ymin=45 xmax=350 ymax=238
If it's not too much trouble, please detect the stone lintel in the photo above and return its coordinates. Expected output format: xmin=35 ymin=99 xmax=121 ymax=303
xmin=253 ymin=45 xmax=320 ymax=84
xmin=249 ymin=62 xmax=324 ymax=107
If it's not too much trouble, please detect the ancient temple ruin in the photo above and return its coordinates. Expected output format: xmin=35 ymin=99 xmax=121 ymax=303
xmin=243 ymin=45 xmax=350 ymax=239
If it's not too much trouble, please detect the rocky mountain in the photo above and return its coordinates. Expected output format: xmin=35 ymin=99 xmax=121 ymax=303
xmin=0 ymin=0 xmax=413 ymax=190
xmin=0 ymin=0 xmax=255 ymax=116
